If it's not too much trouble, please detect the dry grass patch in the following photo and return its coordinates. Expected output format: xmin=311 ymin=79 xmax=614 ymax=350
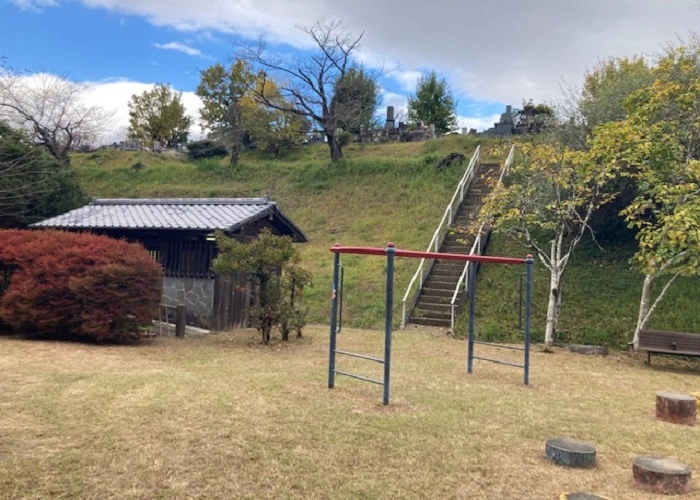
xmin=1 ymin=327 xmax=699 ymax=499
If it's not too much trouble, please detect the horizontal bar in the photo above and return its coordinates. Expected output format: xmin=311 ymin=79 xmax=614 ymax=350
xmin=471 ymin=356 xmax=524 ymax=369
xmin=473 ymin=341 xmax=526 ymax=352
xmin=330 ymin=244 xmax=528 ymax=265
xmin=334 ymin=370 xmax=384 ymax=386
xmin=335 ymin=350 xmax=384 ymax=364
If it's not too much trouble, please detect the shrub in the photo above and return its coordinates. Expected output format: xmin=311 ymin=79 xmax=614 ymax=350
xmin=213 ymin=229 xmax=311 ymax=345
xmin=186 ymin=140 xmax=228 ymax=160
xmin=0 ymin=230 xmax=163 ymax=340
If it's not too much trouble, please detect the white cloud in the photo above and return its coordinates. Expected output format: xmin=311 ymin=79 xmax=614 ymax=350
xmin=80 ymin=78 xmax=204 ymax=143
xmin=8 ymin=0 xmax=57 ymax=12
xmin=58 ymin=0 xmax=700 ymax=106
xmin=457 ymin=114 xmax=501 ymax=133
xmin=153 ymin=41 xmax=204 ymax=58
xmin=391 ymin=70 xmax=422 ymax=94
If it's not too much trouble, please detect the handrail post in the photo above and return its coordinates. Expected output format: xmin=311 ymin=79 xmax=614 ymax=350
xmin=328 ymin=249 xmax=340 ymax=389
xmin=383 ymin=242 xmax=396 ymax=405
xmin=524 ymin=254 xmax=534 ymax=385
xmin=467 ymin=259 xmax=477 ymax=374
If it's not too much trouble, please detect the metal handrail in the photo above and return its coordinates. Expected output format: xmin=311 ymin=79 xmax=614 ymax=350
xmin=448 ymin=145 xmax=516 ymax=331
xmin=400 ymin=145 xmax=481 ymax=328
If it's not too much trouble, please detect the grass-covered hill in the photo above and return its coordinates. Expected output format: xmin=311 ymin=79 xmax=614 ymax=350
xmin=73 ymin=137 xmax=700 ymax=346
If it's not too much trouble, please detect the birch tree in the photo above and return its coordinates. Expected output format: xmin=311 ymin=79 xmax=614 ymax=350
xmin=592 ymin=40 xmax=700 ymax=348
xmin=479 ymin=142 xmax=620 ymax=347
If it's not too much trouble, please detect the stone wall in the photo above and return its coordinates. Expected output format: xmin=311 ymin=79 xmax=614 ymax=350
xmin=161 ymin=277 xmax=215 ymax=329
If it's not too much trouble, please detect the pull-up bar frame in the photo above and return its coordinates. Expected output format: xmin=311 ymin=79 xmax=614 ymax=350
xmin=328 ymin=243 xmax=534 ymax=405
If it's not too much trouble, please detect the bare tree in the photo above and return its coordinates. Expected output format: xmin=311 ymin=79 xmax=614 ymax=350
xmin=0 ymin=67 xmax=110 ymax=164
xmin=238 ymin=19 xmax=378 ymax=162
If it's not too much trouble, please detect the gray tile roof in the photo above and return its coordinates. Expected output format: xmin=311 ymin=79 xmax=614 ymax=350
xmin=32 ymin=198 xmax=305 ymax=238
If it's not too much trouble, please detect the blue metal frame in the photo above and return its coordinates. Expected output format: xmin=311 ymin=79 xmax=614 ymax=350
xmin=467 ymin=254 xmax=534 ymax=384
xmin=329 ymin=244 xmax=534 ymax=404
xmin=328 ymin=243 xmax=395 ymax=405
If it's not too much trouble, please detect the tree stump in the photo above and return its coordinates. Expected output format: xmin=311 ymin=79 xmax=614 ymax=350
xmin=560 ymin=493 xmax=608 ymax=500
xmin=633 ymin=456 xmax=692 ymax=495
xmin=656 ymin=391 xmax=697 ymax=425
xmin=567 ymin=344 xmax=608 ymax=356
xmin=545 ymin=438 xmax=597 ymax=468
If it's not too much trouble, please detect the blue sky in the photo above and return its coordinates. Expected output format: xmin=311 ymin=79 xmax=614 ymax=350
xmin=3 ymin=0 xmax=698 ymax=140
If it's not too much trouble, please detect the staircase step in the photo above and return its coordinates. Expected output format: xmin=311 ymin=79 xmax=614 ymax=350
xmin=414 ymin=301 xmax=453 ymax=312
xmin=420 ymin=288 xmax=458 ymax=298
xmin=411 ymin=317 xmax=451 ymax=328
xmin=414 ymin=309 xmax=452 ymax=321
xmin=417 ymin=294 xmax=463 ymax=305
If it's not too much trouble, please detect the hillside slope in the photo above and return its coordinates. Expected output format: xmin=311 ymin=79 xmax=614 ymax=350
xmin=73 ymin=137 xmax=700 ymax=346
xmin=74 ymin=136 xmax=492 ymax=329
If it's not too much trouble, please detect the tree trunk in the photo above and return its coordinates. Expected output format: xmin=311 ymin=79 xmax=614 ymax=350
xmin=326 ymin=131 xmax=343 ymax=162
xmin=633 ymin=275 xmax=654 ymax=350
xmin=545 ymin=267 xmax=561 ymax=347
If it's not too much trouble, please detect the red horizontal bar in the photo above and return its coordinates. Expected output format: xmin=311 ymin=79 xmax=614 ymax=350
xmin=330 ymin=244 xmax=529 ymax=265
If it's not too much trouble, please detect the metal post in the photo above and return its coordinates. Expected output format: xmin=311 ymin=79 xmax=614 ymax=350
xmin=467 ymin=262 xmax=476 ymax=373
xmin=175 ymin=305 xmax=186 ymax=338
xmin=383 ymin=242 xmax=396 ymax=405
xmin=524 ymin=255 xmax=534 ymax=385
xmin=328 ymin=249 xmax=341 ymax=389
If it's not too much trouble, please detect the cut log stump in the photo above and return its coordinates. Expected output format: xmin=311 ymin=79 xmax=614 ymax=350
xmin=656 ymin=391 xmax=697 ymax=425
xmin=633 ymin=456 xmax=692 ymax=495
xmin=545 ymin=438 xmax=597 ymax=468
xmin=567 ymin=344 xmax=608 ymax=356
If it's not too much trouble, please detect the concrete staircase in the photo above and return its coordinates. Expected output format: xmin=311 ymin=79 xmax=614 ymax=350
xmin=410 ymin=161 xmax=501 ymax=328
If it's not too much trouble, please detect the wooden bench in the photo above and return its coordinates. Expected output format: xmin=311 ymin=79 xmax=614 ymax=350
xmin=639 ymin=329 xmax=700 ymax=365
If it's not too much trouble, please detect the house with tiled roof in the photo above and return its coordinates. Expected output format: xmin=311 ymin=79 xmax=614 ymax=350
xmin=33 ymin=197 xmax=307 ymax=330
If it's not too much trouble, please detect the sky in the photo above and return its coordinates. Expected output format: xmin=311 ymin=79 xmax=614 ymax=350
xmin=2 ymin=0 xmax=700 ymax=141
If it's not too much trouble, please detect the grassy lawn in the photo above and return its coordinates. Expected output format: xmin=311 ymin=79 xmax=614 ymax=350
xmin=1 ymin=327 xmax=699 ymax=499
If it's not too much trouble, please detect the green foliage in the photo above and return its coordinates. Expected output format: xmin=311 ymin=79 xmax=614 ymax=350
xmin=580 ymin=56 xmax=654 ymax=129
xmin=592 ymin=39 xmax=700 ymax=290
xmin=0 ymin=121 xmax=87 ymax=227
xmin=333 ymin=68 xmax=379 ymax=134
xmin=128 ymin=83 xmax=191 ymax=148
xmin=186 ymin=140 xmax=228 ymax=160
xmin=407 ymin=71 xmax=457 ymax=133
xmin=213 ymin=229 xmax=311 ymax=344
xmin=515 ymin=100 xmax=555 ymax=132
xmin=480 ymin=141 xmax=622 ymax=345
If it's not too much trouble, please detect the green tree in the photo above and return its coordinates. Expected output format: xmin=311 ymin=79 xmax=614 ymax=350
xmin=579 ymin=56 xmax=653 ymax=130
xmin=333 ymin=68 xmax=379 ymax=135
xmin=407 ymin=71 xmax=457 ymax=134
xmin=590 ymin=40 xmax=700 ymax=349
xmin=479 ymin=142 xmax=620 ymax=347
xmin=238 ymin=19 xmax=378 ymax=162
xmin=195 ymin=61 xmax=253 ymax=165
xmin=127 ymin=83 xmax=191 ymax=149
xmin=240 ymin=76 xmax=307 ymax=158
xmin=0 ymin=121 xmax=86 ymax=227
xmin=212 ymin=229 xmax=311 ymax=345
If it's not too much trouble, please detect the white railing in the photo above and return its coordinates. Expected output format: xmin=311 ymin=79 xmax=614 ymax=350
xmin=400 ymin=145 xmax=481 ymax=328
xmin=448 ymin=145 xmax=516 ymax=331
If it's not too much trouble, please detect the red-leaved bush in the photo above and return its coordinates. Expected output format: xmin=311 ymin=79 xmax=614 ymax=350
xmin=0 ymin=229 xmax=163 ymax=340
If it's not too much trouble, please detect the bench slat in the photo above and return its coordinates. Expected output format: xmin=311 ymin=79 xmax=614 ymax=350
xmin=638 ymin=329 xmax=700 ymax=357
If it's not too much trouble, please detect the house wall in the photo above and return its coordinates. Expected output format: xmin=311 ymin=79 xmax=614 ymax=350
xmin=161 ymin=277 xmax=215 ymax=329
